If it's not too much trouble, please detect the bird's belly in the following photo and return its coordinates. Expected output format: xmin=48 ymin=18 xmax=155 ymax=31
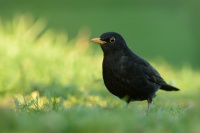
xmin=103 ymin=71 xmax=159 ymax=102
xmin=103 ymin=77 xmax=127 ymax=98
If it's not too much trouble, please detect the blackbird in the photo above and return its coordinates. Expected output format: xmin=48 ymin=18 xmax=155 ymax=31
xmin=91 ymin=32 xmax=179 ymax=112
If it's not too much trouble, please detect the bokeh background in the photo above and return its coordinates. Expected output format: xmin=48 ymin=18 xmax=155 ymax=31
xmin=0 ymin=0 xmax=199 ymax=67
xmin=0 ymin=0 xmax=200 ymax=133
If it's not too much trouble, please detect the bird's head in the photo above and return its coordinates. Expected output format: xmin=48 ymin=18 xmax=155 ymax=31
xmin=91 ymin=32 xmax=128 ymax=54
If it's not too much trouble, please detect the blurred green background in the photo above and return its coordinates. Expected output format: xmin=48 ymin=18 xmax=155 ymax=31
xmin=0 ymin=0 xmax=199 ymax=68
xmin=0 ymin=0 xmax=200 ymax=133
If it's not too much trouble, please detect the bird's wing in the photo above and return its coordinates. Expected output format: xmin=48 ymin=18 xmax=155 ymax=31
xmin=137 ymin=60 xmax=179 ymax=91
xmin=135 ymin=58 xmax=166 ymax=85
xmin=118 ymin=54 xmax=166 ymax=86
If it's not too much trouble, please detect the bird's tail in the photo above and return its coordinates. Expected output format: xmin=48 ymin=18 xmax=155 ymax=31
xmin=160 ymin=84 xmax=179 ymax=91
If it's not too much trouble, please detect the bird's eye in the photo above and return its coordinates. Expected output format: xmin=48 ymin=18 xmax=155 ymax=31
xmin=110 ymin=37 xmax=115 ymax=43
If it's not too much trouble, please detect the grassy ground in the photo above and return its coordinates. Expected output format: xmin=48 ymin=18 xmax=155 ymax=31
xmin=0 ymin=15 xmax=200 ymax=133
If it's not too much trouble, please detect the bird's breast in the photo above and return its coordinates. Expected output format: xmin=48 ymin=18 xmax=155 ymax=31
xmin=102 ymin=56 xmax=130 ymax=98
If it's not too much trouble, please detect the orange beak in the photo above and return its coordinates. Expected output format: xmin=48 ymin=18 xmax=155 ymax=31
xmin=91 ymin=38 xmax=106 ymax=45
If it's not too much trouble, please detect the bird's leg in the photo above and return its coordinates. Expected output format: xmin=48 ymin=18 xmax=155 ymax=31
xmin=125 ymin=102 xmax=129 ymax=109
xmin=124 ymin=99 xmax=130 ymax=109
xmin=123 ymin=95 xmax=130 ymax=108
xmin=147 ymin=99 xmax=152 ymax=113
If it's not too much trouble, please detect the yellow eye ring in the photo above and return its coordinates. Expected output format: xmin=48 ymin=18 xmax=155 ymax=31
xmin=110 ymin=37 xmax=115 ymax=43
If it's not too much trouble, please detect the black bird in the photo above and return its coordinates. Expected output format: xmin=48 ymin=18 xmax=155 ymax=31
xmin=91 ymin=32 xmax=179 ymax=112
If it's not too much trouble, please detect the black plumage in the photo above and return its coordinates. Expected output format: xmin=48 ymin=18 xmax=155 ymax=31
xmin=91 ymin=32 xmax=179 ymax=112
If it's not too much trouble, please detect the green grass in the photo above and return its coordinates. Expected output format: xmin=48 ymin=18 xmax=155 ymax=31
xmin=0 ymin=15 xmax=200 ymax=133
